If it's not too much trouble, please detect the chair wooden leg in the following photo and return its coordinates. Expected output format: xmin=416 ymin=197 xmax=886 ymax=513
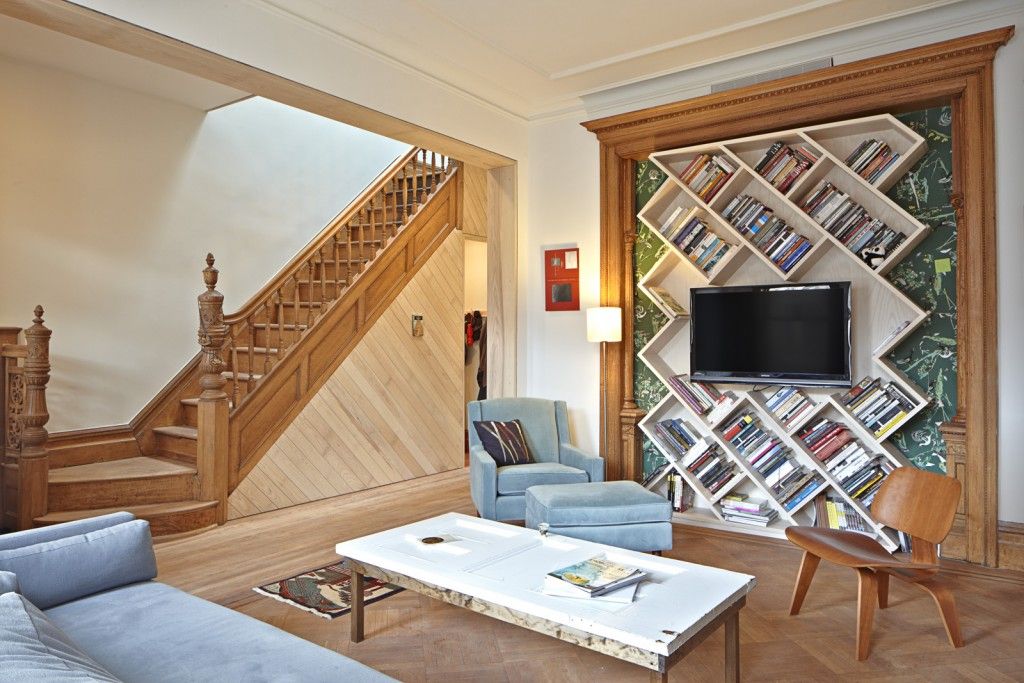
xmin=855 ymin=569 xmax=877 ymax=661
xmin=916 ymin=578 xmax=964 ymax=648
xmin=877 ymin=571 xmax=890 ymax=609
xmin=789 ymin=551 xmax=820 ymax=615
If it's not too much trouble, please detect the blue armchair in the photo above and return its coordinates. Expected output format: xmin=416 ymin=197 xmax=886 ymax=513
xmin=468 ymin=398 xmax=604 ymax=520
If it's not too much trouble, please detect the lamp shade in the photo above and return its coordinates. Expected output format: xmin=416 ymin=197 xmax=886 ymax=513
xmin=586 ymin=307 xmax=622 ymax=343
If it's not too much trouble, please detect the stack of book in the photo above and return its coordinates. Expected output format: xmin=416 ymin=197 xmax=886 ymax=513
xmin=839 ymin=377 xmax=920 ymax=438
xmin=678 ymin=153 xmax=736 ymax=202
xmin=680 ymin=441 xmax=736 ymax=495
xmin=659 ymin=208 xmax=734 ymax=275
xmin=719 ymin=412 xmax=819 ymax=509
xmin=654 ymin=419 xmax=700 ymax=457
xmin=753 ymin=142 xmax=817 ymax=192
xmin=797 ymin=418 xmax=893 ymax=505
xmin=798 ymin=180 xmax=907 ymax=269
xmin=647 ymin=285 xmax=687 ymax=317
xmin=664 ymin=472 xmax=692 ymax=512
xmin=544 ymin=556 xmax=646 ymax=601
xmin=844 ymin=139 xmax=900 ymax=184
xmin=763 ymin=387 xmax=815 ymax=429
xmin=720 ymin=195 xmax=813 ymax=273
xmin=667 ymin=375 xmax=725 ymax=416
xmin=720 ymin=494 xmax=777 ymax=527
xmin=813 ymin=494 xmax=872 ymax=536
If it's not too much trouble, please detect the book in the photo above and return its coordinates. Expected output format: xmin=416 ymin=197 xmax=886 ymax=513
xmin=648 ymin=286 xmax=687 ymax=317
xmin=541 ymin=575 xmax=638 ymax=603
xmin=546 ymin=556 xmax=646 ymax=597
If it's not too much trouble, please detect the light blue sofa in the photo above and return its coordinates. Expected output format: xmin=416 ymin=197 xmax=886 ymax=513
xmin=0 ymin=513 xmax=393 ymax=682
xmin=468 ymin=397 xmax=604 ymax=520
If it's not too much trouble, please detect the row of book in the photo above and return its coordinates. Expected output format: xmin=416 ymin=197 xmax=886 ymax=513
xmin=680 ymin=441 xmax=737 ymax=495
xmin=798 ymin=180 xmax=906 ymax=270
xmin=838 ymin=376 xmax=920 ymax=438
xmin=664 ymin=472 xmax=693 ymax=512
xmin=721 ymin=194 xmax=813 ymax=273
xmin=667 ymin=375 xmax=725 ymax=416
xmin=654 ymin=418 xmax=700 ymax=458
xmin=678 ymin=153 xmax=736 ymax=202
xmin=844 ymin=139 xmax=901 ymax=185
xmin=753 ymin=142 xmax=818 ymax=193
xmin=812 ymin=494 xmax=871 ymax=536
xmin=763 ymin=387 xmax=816 ymax=429
xmin=659 ymin=209 xmax=735 ymax=276
xmin=720 ymin=494 xmax=778 ymax=527
xmin=720 ymin=412 xmax=823 ymax=511
xmin=647 ymin=285 xmax=687 ymax=317
xmin=797 ymin=418 xmax=893 ymax=505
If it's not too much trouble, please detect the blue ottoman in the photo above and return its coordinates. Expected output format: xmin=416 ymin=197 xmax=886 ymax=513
xmin=524 ymin=481 xmax=673 ymax=552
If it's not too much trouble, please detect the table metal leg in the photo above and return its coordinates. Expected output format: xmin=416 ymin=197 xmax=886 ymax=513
xmin=725 ymin=609 xmax=740 ymax=682
xmin=350 ymin=570 xmax=364 ymax=643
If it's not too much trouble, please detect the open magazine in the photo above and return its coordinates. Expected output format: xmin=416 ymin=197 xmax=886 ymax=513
xmin=546 ymin=556 xmax=646 ymax=598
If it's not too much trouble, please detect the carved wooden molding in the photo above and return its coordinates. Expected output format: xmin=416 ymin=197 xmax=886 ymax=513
xmin=583 ymin=27 xmax=1012 ymax=567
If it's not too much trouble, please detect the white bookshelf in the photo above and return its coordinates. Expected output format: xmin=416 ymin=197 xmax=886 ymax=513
xmin=637 ymin=113 xmax=931 ymax=552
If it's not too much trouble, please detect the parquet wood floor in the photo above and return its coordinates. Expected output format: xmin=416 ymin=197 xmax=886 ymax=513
xmin=155 ymin=470 xmax=1024 ymax=682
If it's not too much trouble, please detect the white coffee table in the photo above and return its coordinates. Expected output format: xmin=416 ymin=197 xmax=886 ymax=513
xmin=336 ymin=512 xmax=756 ymax=682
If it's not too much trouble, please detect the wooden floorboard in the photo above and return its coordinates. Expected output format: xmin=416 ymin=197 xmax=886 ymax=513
xmin=156 ymin=470 xmax=1024 ymax=682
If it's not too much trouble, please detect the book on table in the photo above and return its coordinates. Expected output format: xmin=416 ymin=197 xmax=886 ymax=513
xmin=546 ymin=556 xmax=647 ymax=597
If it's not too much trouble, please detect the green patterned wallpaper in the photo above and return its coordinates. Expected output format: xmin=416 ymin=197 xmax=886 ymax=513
xmin=633 ymin=106 xmax=958 ymax=477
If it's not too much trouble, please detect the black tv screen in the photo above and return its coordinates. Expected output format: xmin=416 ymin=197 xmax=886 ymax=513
xmin=689 ymin=282 xmax=851 ymax=387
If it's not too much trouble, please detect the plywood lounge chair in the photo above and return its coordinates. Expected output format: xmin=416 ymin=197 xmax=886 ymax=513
xmin=785 ymin=467 xmax=963 ymax=660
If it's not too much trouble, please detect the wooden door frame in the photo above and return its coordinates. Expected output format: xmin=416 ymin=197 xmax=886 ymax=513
xmin=582 ymin=27 xmax=1013 ymax=567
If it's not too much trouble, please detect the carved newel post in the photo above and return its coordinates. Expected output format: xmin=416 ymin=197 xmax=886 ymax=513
xmin=197 ymin=254 xmax=229 ymax=523
xmin=13 ymin=307 xmax=51 ymax=529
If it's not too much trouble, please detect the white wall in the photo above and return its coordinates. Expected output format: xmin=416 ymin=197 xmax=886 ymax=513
xmin=0 ymin=55 xmax=408 ymax=431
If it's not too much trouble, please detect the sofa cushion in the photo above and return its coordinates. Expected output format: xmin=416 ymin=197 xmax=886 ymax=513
xmin=44 ymin=581 xmax=394 ymax=682
xmin=525 ymin=481 xmax=672 ymax=527
xmin=0 ymin=570 xmax=18 ymax=594
xmin=0 ymin=519 xmax=157 ymax=609
xmin=474 ymin=419 xmax=534 ymax=466
xmin=0 ymin=512 xmax=135 ymax=552
xmin=0 ymin=592 xmax=121 ymax=682
xmin=496 ymin=462 xmax=588 ymax=495
xmin=470 ymin=398 xmax=560 ymax=462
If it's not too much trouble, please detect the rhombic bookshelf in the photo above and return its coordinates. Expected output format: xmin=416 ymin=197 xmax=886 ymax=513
xmin=637 ymin=114 xmax=931 ymax=552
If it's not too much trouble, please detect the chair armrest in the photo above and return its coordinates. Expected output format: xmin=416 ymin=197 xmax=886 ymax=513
xmin=469 ymin=446 xmax=498 ymax=520
xmin=560 ymin=443 xmax=605 ymax=482
xmin=0 ymin=511 xmax=136 ymax=552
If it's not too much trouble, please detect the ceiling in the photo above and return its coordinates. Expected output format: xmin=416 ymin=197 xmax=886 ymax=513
xmin=0 ymin=14 xmax=248 ymax=111
xmin=260 ymin=0 xmax=964 ymax=119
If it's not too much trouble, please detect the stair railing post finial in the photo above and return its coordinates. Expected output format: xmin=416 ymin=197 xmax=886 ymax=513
xmin=5 ymin=305 xmax=51 ymax=530
xmin=196 ymin=253 xmax=229 ymax=523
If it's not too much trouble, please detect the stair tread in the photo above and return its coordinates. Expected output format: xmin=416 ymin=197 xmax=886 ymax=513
xmin=36 ymin=499 xmax=217 ymax=523
xmin=278 ymin=301 xmax=324 ymax=308
xmin=49 ymin=457 xmax=195 ymax=484
xmin=179 ymin=397 xmax=236 ymax=408
xmin=152 ymin=425 xmax=197 ymax=440
xmin=252 ymin=323 xmax=308 ymax=330
xmin=233 ymin=347 xmax=280 ymax=354
xmin=224 ymin=371 xmax=263 ymax=381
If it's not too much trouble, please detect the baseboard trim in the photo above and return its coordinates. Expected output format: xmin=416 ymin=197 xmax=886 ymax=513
xmin=998 ymin=520 xmax=1024 ymax=571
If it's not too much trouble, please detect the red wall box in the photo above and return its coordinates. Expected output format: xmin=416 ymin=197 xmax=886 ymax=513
xmin=544 ymin=247 xmax=580 ymax=311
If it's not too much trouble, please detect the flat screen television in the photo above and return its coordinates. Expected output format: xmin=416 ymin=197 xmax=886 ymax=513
xmin=689 ymin=281 xmax=852 ymax=388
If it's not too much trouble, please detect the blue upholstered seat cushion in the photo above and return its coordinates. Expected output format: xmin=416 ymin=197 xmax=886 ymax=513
xmin=0 ymin=592 xmax=121 ymax=682
xmin=0 ymin=512 xmax=134 ymax=552
xmin=0 ymin=570 xmax=18 ymax=594
xmin=0 ymin=519 xmax=157 ymax=609
xmin=525 ymin=481 xmax=672 ymax=526
xmin=474 ymin=419 xmax=534 ymax=466
xmin=44 ymin=581 xmax=394 ymax=682
xmin=496 ymin=462 xmax=588 ymax=494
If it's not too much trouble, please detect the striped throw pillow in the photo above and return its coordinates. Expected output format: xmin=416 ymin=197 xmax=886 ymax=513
xmin=473 ymin=420 xmax=534 ymax=466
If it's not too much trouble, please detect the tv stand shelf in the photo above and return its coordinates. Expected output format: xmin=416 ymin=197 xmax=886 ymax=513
xmin=637 ymin=113 xmax=931 ymax=552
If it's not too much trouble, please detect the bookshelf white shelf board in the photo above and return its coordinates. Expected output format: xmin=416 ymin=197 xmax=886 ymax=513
xmin=638 ymin=113 xmax=933 ymax=553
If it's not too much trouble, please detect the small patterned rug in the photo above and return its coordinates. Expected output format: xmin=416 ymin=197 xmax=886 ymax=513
xmin=253 ymin=559 xmax=403 ymax=620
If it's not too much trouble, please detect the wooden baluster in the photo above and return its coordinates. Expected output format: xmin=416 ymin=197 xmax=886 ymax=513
xmin=333 ymin=234 xmax=342 ymax=296
xmin=347 ymin=222 xmax=353 ymax=286
xmin=401 ymin=166 xmax=408 ymax=223
xmin=247 ymin=314 xmax=255 ymax=393
xmin=230 ymin=342 xmax=239 ymax=405
xmin=196 ymin=255 xmax=229 ymax=524
xmin=359 ymin=206 xmax=366 ymax=274
xmin=430 ymin=151 xmax=436 ymax=194
xmin=262 ymin=302 xmax=272 ymax=376
xmin=3 ymin=306 xmax=51 ymax=530
xmin=275 ymin=290 xmax=284 ymax=353
xmin=390 ymin=178 xmax=396 ymax=238
xmin=319 ymin=249 xmax=326 ymax=307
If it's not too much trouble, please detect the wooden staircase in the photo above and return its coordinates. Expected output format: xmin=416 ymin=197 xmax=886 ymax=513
xmin=9 ymin=148 xmax=461 ymax=538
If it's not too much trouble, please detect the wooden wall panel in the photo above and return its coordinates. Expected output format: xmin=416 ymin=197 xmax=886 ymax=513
xmin=228 ymin=231 xmax=465 ymax=518
xmin=462 ymin=164 xmax=488 ymax=240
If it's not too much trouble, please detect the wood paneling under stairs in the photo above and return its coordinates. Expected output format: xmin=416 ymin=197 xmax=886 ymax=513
xmin=227 ymin=230 xmax=465 ymax=518
xmin=154 ymin=471 xmax=1024 ymax=683
xmin=461 ymin=163 xmax=488 ymax=240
